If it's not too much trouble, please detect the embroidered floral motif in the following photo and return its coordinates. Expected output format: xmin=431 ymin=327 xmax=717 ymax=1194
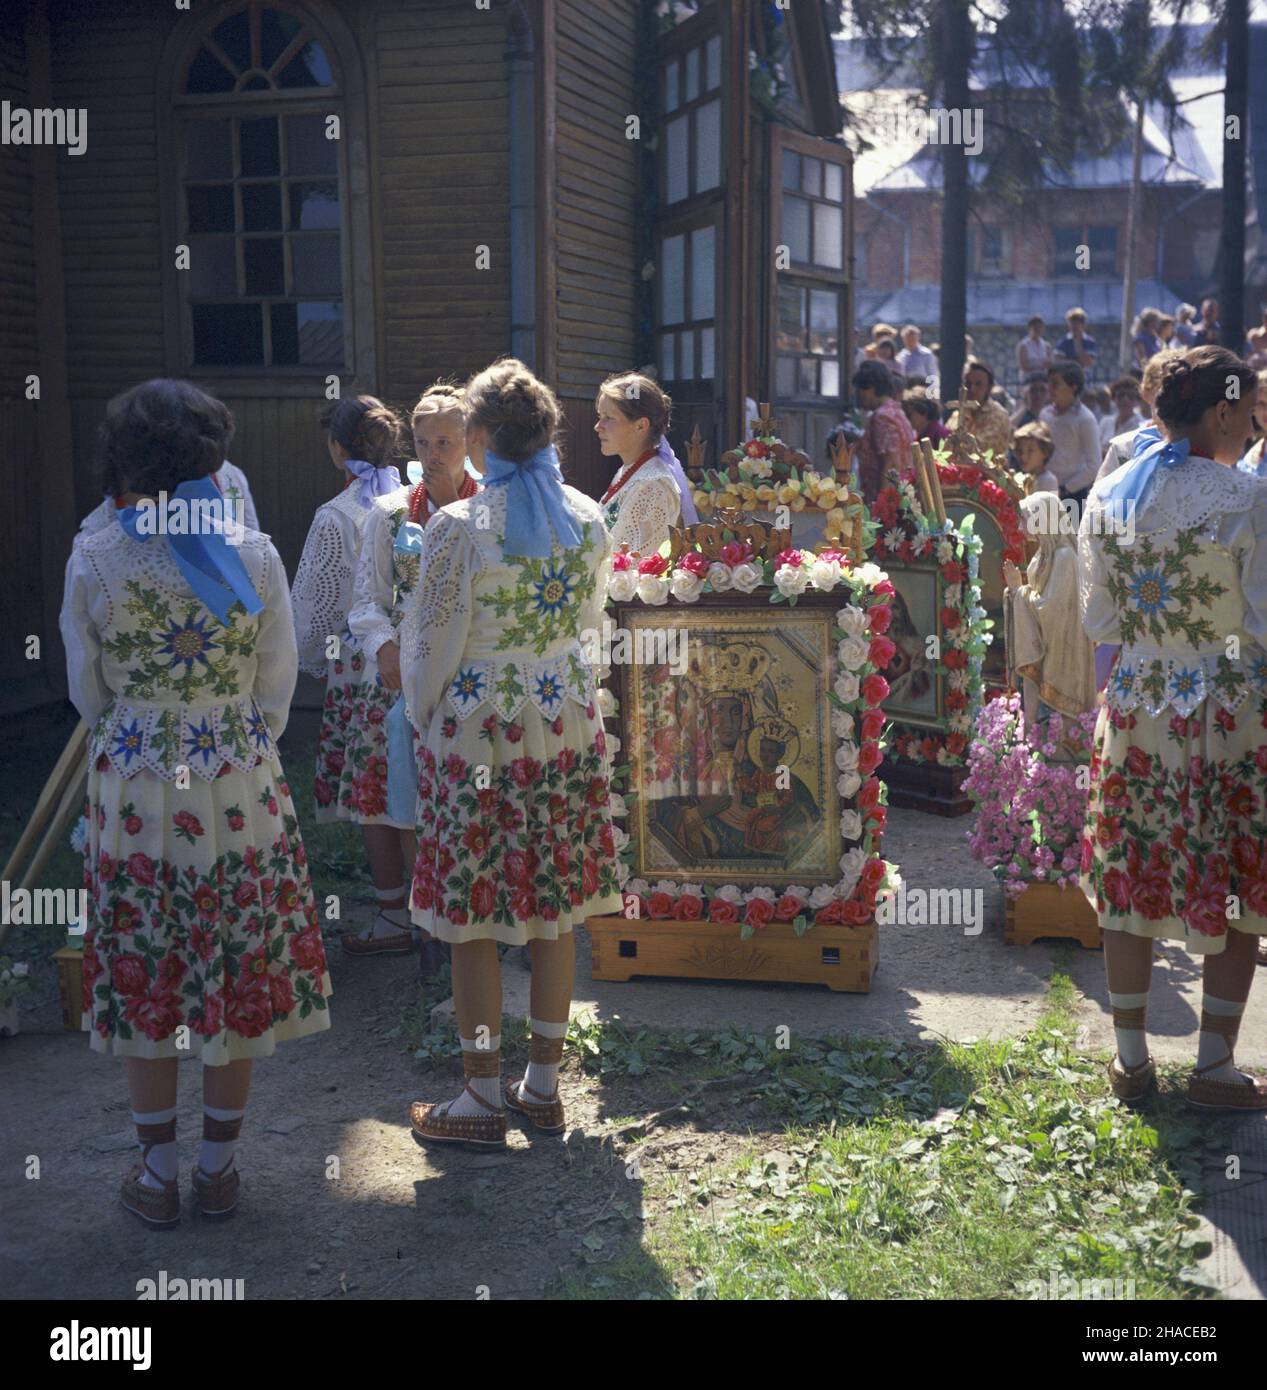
xmin=314 ymin=647 xmax=398 ymax=824
xmin=479 ymin=531 xmax=598 ymax=655
xmin=1103 ymin=527 xmax=1226 ymax=647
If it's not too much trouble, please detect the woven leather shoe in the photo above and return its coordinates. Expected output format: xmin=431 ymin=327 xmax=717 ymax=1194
xmin=1107 ymin=1054 xmax=1155 ymax=1105
xmin=505 ymin=1077 xmax=566 ymax=1134
xmin=410 ymin=1087 xmax=507 ymax=1149
xmin=192 ymin=1161 xmax=241 ymax=1217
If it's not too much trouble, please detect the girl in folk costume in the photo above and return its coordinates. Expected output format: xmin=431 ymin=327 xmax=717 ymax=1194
xmin=1079 ymin=348 xmax=1267 ymax=1109
xmin=1003 ymin=491 xmax=1097 ymax=731
xmin=401 ymin=359 xmax=623 ymax=1147
xmin=59 ymin=380 xmax=330 ymax=1228
xmin=78 ymin=459 xmax=260 ymax=540
xmin=292 ymin=396 xmax=415 ymax=942
xmin=595 ymin=372 xmax=696 ymax=554
xmin=346 ymin=383 xmax=481 ymax=961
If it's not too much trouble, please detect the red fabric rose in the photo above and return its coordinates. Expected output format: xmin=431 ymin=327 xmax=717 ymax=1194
xmin=679 ymin=550 xmax=710 ymax=577
xmin=867 ymin=604 xmax=892 ymax=635
xmin=111 ymin=899 xmax=142 ymax=934
xmin=647 ymin=891 xmax=675 ymax=919
xmin=815 ymin=899 xmax=846 ymax=924
xmin=510 ymin=757 xmax=542 ymax=789
xmin=125 ymin=852 xmax=155 ymax=888
xmin=505 ymin=722 xmax=525 ymax=743
xmin=582 ymin=856 xmax=599 ymax=896
xmin=858 ymin=742 xmax=883 ymax=775
xmin=940 ymin=560 xmax=965 ymax=583
xmin=861 ymin=858 xmax=887 ymax=896
xmin=1130 ymin=865 xmax=1172 ymax=921
xmin=1102 ymin=867 xmax=1131 ymax=911
xmin=470 ymin=877 xmax=497 ymax=917
xmin=112 ymin=954 xmax=149 ymax=998
xmin=1124 ymin=746 xmax=1151 ymax=778
xmin=857 ymin=778 xmax=881 ymax=811
xmin=708 ymin=898 xmax=739 ymax=923
xmin=552 ymin=841 xmax=572 ymax=876
xmin=940 ymin=606 xmax=961 ymax=630
xmin=773 ymin=893 xmax=803 ymax=921
xmin=945 ymin=732 xmax=967 ymax=757
xmin=719 ymin=540 xmax=753 ymax=567
xmin=861 ymin=673 xmax=890 ymax=707
xmin=290 ymin=926 xmax=327 ymax=974
xmin=268 ymin=972 xmax=295 ymax=1016
xmin=637 ymin=553 xmax=669 ymax=575
xmin=868 ymin=635 xmax=897 ymax=668
xmin=942 ymin=649 xmax=968 ymax=670
xmin=860 ymin=708 xmax=885 ymax=741
xmin=744 ymin=897 xmax=775 ymax=929
xmin=676 ymin=893 xmax=704 ymax=919
xmin=611 ymin=551 xmax=633 ymax=571
xmin=873 ymin=578 xmax=895 ymax=598
xmin=124 ymin=814 xmax=143 ymax=835
xmin=1227 ymin=785 xmax=1258 ymax=819
xmin=774 ymin=548 xmax=803 ymax=570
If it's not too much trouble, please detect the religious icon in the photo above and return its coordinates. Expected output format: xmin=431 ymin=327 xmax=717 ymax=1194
xmin=879 ymin=565 xmax=941 ymax=724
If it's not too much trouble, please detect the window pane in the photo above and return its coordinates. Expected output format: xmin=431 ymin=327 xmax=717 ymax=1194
xmin=782 ymin=151 xmax=801 ymax=191
xmin=664 ymin=59 xmax=679 ymax=113
xmin=187 ymin=184 xmax=235 ymax=233
xmin=243 ymin=237 xmax=284 ymax=295
xmin=242 ymin=183 xmax=282 ymax=232
xmin=289 ymin=181 xmax=339 ymax=230
xmin=240 ymin=118 xmax=280 ymax=177
xmin=824 ymin=162 xmax=844 ymax=202
xmin=292 ymin=235 xmax=342 ymax=295
xmin=777 ymin=355 xmax=796 ymax=397
xmin=799 ymin=357 xmax=818 ymax=395
xmin=187 ymin=46 xmax=236 ymax=95
xmin=801 ymin=157 xmax=822 ymax=197
xmin=782 ymin=194 xmax=810 ymax=263
xmin=660 ymin=331 xmax=676 ymax=381
xmin=685 ymin=46 xmax=700 ymax=102
xmin=260 ymin=9 xmax=305 ymax=71
xmin=660 ymin=233 xmax=685 ymax=325
xmin=189 ymin=238 xmax=238 ymax=297
xmin=810 ymin=289 xmax=839 ymax=354
xmin=212 ymin=11 xmax=251 ymax=72
xmin=706 ymin=35 xmax=721 ymax=91
xmin=193 ymin=303 xmax=262 ymax=365
xmin=690 ymin=225 xmax=715 ymax=320
xmin=820 ymin=359 xmax=840 ymax=398
xmin=813 ymin=203 xmax=843 ymax=269
xmin=699 ymin=326 xmax=715 ymax=379
xmin=778 ymin=283 xmax=807 ymax=352
xmin=297 ymin=302 xmax=343 ymax=364
xmin=186 ymin=120 xmax=233 ymax=179
xmin=679 ymin=329 xmax=694 ymax=381
xmin=695 ymin=99 xmax=721 ymax=192
xmin=277 ymin=41 xmax=332 ymax=89
xmin=286 ymin=114 xmax=337 ymax=176
xmin=665 ymin=115 xmax=689 ymax=204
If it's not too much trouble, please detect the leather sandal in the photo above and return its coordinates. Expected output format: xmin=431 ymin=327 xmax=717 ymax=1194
xmin=192 ymin=1113 xmax=243 ymax=1217
xmin=120 ymin=1118 xmax=180 ymax=1228
xmin=1107 ymin=1053 xmax=1156 ymax=1105
xmin=504 ymin=1078 xmax=566 ymax=1134
xmin=410 ymin=1084 xmax=507 ymax=1148
xmin=343 ymin=912 xmax=415 ymax=957
xmin=1187 ymin=1010 xmax=1267 ymax=1111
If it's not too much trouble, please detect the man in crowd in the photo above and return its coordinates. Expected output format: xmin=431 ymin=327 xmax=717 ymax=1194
xmin=896 ymin=324 xmax=938 ymax=387
xmin=1054 ymin=307 xmax=1098 ymax=380
xmin=1040 ymin=361 xmax=1101 ymax=505
xmin=1192 ymin=297 xmax=1220 ymax=347
xmin=948 ymin=359 xmax=1013 ymax=460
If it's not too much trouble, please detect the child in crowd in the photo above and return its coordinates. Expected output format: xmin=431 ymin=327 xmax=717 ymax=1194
xmin=1013 ymin=420 xmax=1060 ymax=496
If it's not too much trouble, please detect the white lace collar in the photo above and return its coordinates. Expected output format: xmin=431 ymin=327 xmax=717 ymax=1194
xmin=1091 ymin=454 xmax=1262 ymax=533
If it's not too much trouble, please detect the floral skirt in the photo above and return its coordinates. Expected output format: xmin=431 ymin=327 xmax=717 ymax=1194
xmin=1080 ymin=698 xmax=1267 ymax=953
xmin=313 ymin=647 xmax=409 ymax=828
xmin=81 ymin=754 xmax=333 ymax=1062
xmin=410 ymin=700 xmax=624 ymax=945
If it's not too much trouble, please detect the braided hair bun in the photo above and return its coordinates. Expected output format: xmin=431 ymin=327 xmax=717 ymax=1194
xmin=320 ymin=394 xmax=403 ymax=467
xmin=1154 ymin=346 xmax=1256 ymax=429
xmin=465 ymin=358 xmax=559 ymax=462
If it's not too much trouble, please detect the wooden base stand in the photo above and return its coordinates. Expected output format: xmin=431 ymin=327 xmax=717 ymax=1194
xmin=1003 ymin=882 xmax=1102 ymax=949
xmin=879 ymin=756 xmax=972 ymax=817
xmin=587 ymin=915 xmax=878 ymax=992
xmin=53 ymin=947 xmax=86 ymax=1031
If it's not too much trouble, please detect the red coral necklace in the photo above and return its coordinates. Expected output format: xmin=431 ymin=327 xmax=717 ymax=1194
xmin=409 ymin=472 xmax=478 ymax=524
xmin=601 ymin=449 xmax=657 ymax=505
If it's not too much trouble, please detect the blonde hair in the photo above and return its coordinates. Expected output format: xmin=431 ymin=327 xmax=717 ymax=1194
xmin=1140 ymin=347 xmax=1185 ymax=401
xmin=410 ymin=380 xmax=467 ymax=432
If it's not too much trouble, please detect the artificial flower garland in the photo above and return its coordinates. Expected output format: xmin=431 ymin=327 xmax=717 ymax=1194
xmin=601 ymin=546 xmax=902 ymax=936
xmin=869 ymin=474 xmax=989 ymax=767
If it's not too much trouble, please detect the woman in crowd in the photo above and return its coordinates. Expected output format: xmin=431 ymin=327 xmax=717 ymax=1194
xmin=852 ymin=360 xmax=915 ymax=503
xmin=1080 ymin=346 xmax=1267 ymax=1107
xmin=400 ymin=358 xmax=623 ymax=1147
xmin=1016 ymin=315 xmax=1053 ymax=379
xmin=60 ymin=379 xmax=330 ymax=1226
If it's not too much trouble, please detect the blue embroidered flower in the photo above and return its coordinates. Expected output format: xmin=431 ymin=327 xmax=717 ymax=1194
xmin=450 ymin=666 xmax=487 ymax=710
xmin=534 ymin=672 xmax=563 ymax=714
xmin=532 ymin=562 xmax=575 ymax=618
xmin=1249 ymin=653 xmax=1267 ymax=687
xmin=112 ymin=719 xmax=144 ymax=766
xmin=1169 ymin=665 xmax=1200 ymax=702
xmin=1111 ymin=662 xmax=1135 ymax=698
xmin=1127 ymin=568 xmax=1172 ymax=618
xmin=247 ymin=706 xmax=271 ymax=750
xmin=184 ymin=715 xmax=218 ymax=767
xmin=159 ymin=615 xmax=219 ymax=673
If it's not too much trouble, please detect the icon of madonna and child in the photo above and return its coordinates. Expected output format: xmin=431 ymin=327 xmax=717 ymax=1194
xmin=622 ymin=617 xmax=840 ymax=883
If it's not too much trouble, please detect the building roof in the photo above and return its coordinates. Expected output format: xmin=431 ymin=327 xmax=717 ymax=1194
xmin=856 ymin=278 xmax=1180 ymax=329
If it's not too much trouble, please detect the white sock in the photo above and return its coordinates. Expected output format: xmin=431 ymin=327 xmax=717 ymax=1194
xmin=133 ymin=1107 xmax=177 ymax=1190
xmin=366 ymin=885 xmax=410 ymax=938
xmin=1198 ymin=996 xmax=1247 ymax=1084
xmin=198 ymin=1105 xmax=244 ymax=1178
xmin=523 ymin=1017 xmax=567 ymax=1099
xmin=1109 ymin=991 xmax=1149 ymax=1069
xmin=440 ymin=1035 xmax=503 ymax=1117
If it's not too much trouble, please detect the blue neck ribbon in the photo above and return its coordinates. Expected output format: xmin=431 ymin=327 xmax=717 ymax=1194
xmin=345 ymin=458 xmax=402 ymax=509
xmin=117 ymin=476 xmax=263 ymax=625
xmin=480 ymin=445 xmax=583 ymax=559
xmin=1096 ymin=425 xmax=1186 ymax=509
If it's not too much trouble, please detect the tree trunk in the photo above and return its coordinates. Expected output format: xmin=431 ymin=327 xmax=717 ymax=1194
xmin=939 ymin=0 xmax=971 ymax=405
xmin=1220 ymin=0 xmax=1248 ymax=352
xmin=1119 ymin=97 xmax=1145 ymax=376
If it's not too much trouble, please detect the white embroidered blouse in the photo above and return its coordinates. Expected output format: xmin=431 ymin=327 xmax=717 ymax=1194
xmin=292 ymin=484 xmax=381 ymax=678
xmin=78 ymin=462 xmax=259 ymax=539
xmin=59 ymin=517 xmax=297 ymax=781
xmin=1079 ymin=456 xmax=1267 ymax=717
xmin=399 ymin=484 xmax=611 ymax=736
xmin=603 ymin=454 xmax=681 ymax=555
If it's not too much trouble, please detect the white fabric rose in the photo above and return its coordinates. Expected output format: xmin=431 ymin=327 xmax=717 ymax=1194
xmin=730 ymin=562 xmax=763 ymax=594
xmin=835 ymin=741 xmax=859 ymax=772
xmin=745 ymin=885 xmax=777 ymax=903
xmin=715 ymin=883 xmax=744 ymax=904
xmin=612 ymin=825 xmax=630 ymax=853
xmin=839 ymin=846 xmax=867 ymax=887
xmin=595 ymin=686 xmax=616 ymax=717
xmin=670 ymin=569 xmax=704 ymax=602
xmin=607 ymin=570 xmax=637 ymax=602
xmin=775 ymin=564 xmax=809 ymax=597
xmin=853 ymin=562 xmax=885 ymax=589
xmin=836 ymin=604 xmax=868 ymax=637
xmin=707 ymin=562 xmax=733 ymax=592
xmin=808 ymin=557 xmax=841 ymax=591
xmin=838 ymin=635 xmax=870 ymax=671
xmin=615 ymin=859 xmax=631 ymax=886
xmin=834 ymin=672 xmax=860 ymax=704
xmin=653 ymin=879 xmax=681 ymax=895
xmin=636 ymin=573 xmax=670 ymax=605
xmin=837 ymin=770 xmax=862 ymax=798
xmin=626 ymin=876 xmax=649 ymax=897
xmin=809 ymin=883 xmax=837 ymax=909
xmin=839 ymin=809 xmax=863 ymax=840
xmin=609 ymin=793 xmax=627 ymax=817
xmin=830 ymin=708 xmax=855 ymax=739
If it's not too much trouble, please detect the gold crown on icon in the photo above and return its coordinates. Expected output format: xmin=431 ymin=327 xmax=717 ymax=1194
xmin=689 ymin=641 xmax=772 ymax=696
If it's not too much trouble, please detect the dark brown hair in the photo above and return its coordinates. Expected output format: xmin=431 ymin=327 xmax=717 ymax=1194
xmin=95 ymin=378 xmax=234 ymax=498
xmin=596 ymin=372 xmax=672 ymax=444
xmin=320 ymin=394 xmax=402 ymax=466
xmin=466 ymin=357 xmax=559 ymax=462
xmin=1154 ymin=346 xmax=1256 ymax=429
xmin=901 ymin=390 xmax=940 ymax=423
